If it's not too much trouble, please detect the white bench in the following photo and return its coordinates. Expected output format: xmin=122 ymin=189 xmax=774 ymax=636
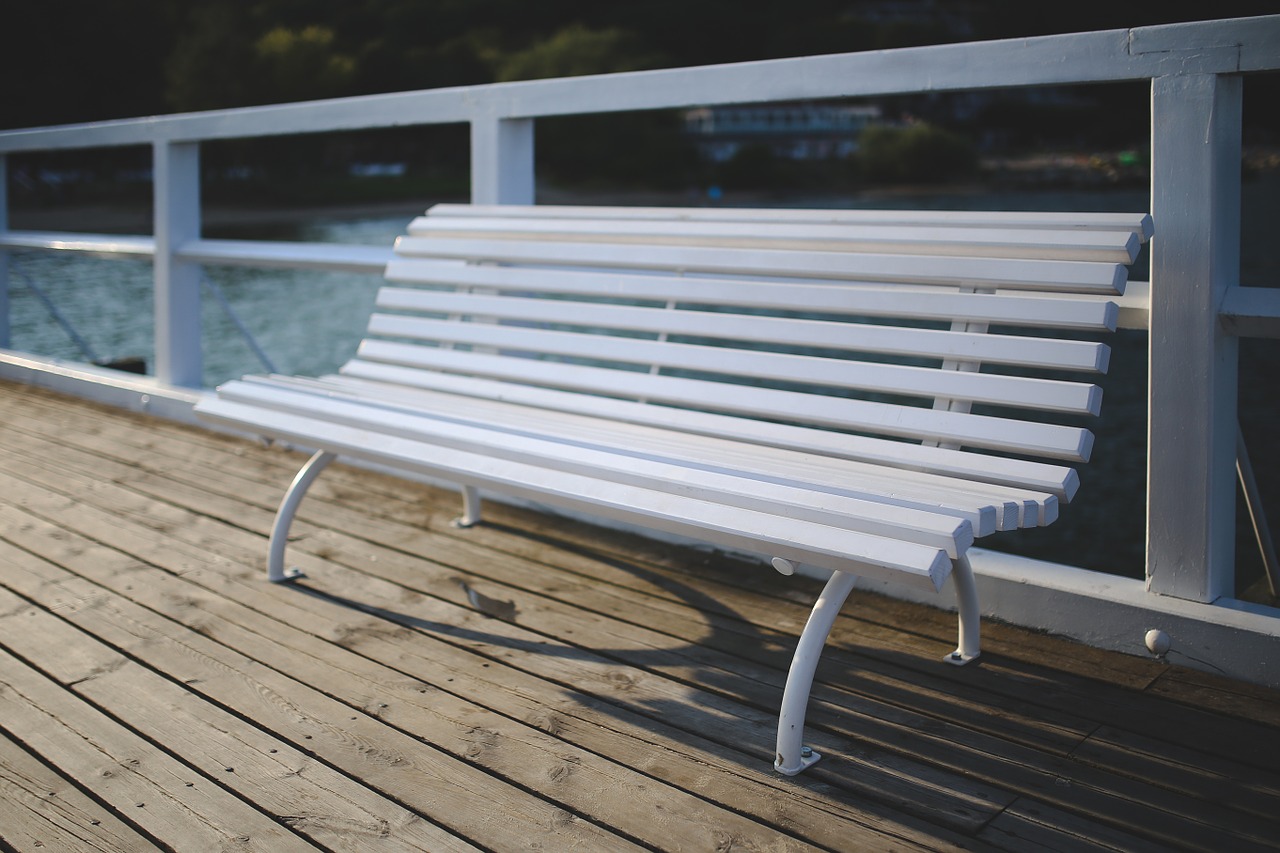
xmin=195 ymin=202 xmax=1150 ymax=775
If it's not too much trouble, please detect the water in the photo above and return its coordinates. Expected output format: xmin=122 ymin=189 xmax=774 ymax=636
xmin=7 ymin=213 xmax=407 ymax=388
xmin=6 ymin=182 xmax=1277 ymax=587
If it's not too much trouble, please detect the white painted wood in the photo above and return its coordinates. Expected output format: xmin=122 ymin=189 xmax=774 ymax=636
xmin=374 ymin=289 xmax=1110 ymax=371
xmin=0 ymin=350 xmax=207 ymax=424
xmin=152 ymin=141 xmax=202 ymax=388
xmin=233 ymin=373 xmax=1048 ymax=534
xmin=1114 ymin=280 xmax=1150 ymax=331
xmin=214 ymin=379 xmax=977 ymax=555
xmin=0 ymin=233 xmax=395 ymax=276
xmin=470 ymin=116 xmax=534 ymax=205
xmin=1220 ymin=287 xmax=1280 ymax=339
xmin=196 ymin=396 xmax=955 ymax=590
xmin=383 ymin=263 xmax=1120 ymax=331
xmin=1147 ymin=74 xmax=1242 ymax=602
xmin=1128 ymin=16 xmax=1267 ymax=61
xmin=410 ymin=215 xmax=1141 ymax=263
xmin=347 ymin=344 xmax=1094 ymax=461
xmin=425 ymin=204 xmax=1154 ymax=241
xmin=395 ymin=236 xmax=1130 ymax=295
xmin=362 ymin=315 xmax=1103 ymax=415
xmin=178 ymin=239 xmax=393 ymax=274
xmin=0 ymin=231 xmax=156 ymax=258
xmin=305 ymin=369 xmax=1080 ymax=499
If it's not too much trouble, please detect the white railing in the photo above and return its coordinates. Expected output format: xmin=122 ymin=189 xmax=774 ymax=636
xmin=2 ymin=16 xmax=1279 ymax=683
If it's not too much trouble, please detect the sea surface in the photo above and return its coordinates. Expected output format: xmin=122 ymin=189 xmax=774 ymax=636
xmin=6 ymin=179 xmax=1277 ymax=588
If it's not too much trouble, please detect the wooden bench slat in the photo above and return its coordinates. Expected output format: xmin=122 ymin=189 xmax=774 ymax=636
xmin=426 ymin=204 xmax=1154 ymax=241
xmin=323 ymin=371 xmax=1032 ymax=533
xmin=239 ymin=373 xmax=1052 ymax=533
xmin=394 ymin=236 xmax=1129 ymax=295
xmin=363 ymin=316 xmax=1104 ymax=415
xmin=347 ymin=344 xmax=1095 ymax=462
xmin=384 ymin=262 xmax=1120 ymax=331
xmin=311 ymin=368 xmax=1079 ymax=501
xmin=408 ymin=215 xmax=1141 ymax=263
xmin=216 ymin=379 xmax=977 ymax=555
xmin=376 ymin=287 xmax=1111 ymax=373
xmin=197 ymin=397 xmax=955 ymax=590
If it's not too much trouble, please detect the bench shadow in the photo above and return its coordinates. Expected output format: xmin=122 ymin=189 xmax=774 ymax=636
xmin=285 ymin=546 xmax=804 ymax=741
xmin=280 ymin=516 xmax=1271 ymax=851
xmin=282 ymin=536 xmax=995 ymax=827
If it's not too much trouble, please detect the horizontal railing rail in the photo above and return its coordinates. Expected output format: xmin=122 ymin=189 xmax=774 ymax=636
xmin=1 ymin=18 xmax=1276 ymax=153
xmin=0 ymin=233 xmax=392 ymax=272
xmin=1 ymin=14 xmax=1278 ymax=683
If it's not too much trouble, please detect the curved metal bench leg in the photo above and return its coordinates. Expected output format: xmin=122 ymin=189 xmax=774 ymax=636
xmin=452 ymin=485 xmax=482 ymax=528
xmin=267 ymin=450 xmax=336 ymax=583
xmin=775 ymin=569 xmax=858 ymax=775
xmin=944 ymin=553 xmax=981 ymax=665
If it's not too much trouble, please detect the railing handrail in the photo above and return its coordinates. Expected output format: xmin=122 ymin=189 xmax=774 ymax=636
xmin=2 ymin=16 xmax=1276 ymax=153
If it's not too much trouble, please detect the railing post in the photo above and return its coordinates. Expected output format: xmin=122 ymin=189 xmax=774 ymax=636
xmin=0 ymin=153 xmax=9 ymax=349
xmin=153 ymin=141 xmax=203 ymax=387
xmin=470 ymin=114 xmax=535 ymax=204
xmin=1147 ymin=73 xmax=1242 ymax=602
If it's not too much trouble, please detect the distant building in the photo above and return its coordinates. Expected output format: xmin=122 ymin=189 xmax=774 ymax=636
xmin=853 ymin=0 xmax=976 ymax=37
xmin=682 ymin=102 xmax=883 ymax=162
xmin=349 ymin=162 xmax=407 ymax=178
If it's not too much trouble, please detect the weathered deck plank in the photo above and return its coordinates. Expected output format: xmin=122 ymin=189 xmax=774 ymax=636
xmin=0 ymin=421 xmax=965 ymax=850
xmin=0 ymin=725 xmax=158 ymax=852
xmin=0 ymin=631 xmax=322 ymax=852
xmin=0 ymin=580 xmax=479 ymax=853
xmin=0 ymin=491 xmax=654 ymax=852
xmin=2 ymin=380 xmax=1280 ymax=852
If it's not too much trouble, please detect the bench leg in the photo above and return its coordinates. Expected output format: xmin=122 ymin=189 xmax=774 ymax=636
xmin=267 ymin=450 xmax=336 ymax=583
xmin=775 ymin=555 xmax=982 ymax=774
xmin=775 ymin=569 xmax=857 ymax=775
xmin=944 ymin=553 xmax=981 ymax=665
xmin=453 ymin=485 xmax=482 ymax=528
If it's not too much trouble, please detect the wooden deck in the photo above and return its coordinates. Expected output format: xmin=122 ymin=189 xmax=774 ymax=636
xmin=0 ymin=381 xmax=1278 ymax=852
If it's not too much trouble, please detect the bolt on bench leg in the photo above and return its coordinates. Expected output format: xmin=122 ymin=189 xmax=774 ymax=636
xmin=267 ymin=450 xmax=335 ymax=583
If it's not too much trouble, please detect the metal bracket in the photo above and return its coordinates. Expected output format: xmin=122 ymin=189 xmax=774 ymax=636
xmin=944 ymin=649 xmax=980 ymax=666
xmin=452 ymin=485 xmax=482 ymax=528
xmin=774 ymin=745 xmax=821 ymax=776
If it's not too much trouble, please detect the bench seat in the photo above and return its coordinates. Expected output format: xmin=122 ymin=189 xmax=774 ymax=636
xmin=195 ymin=202 xmax=1149 ymax=776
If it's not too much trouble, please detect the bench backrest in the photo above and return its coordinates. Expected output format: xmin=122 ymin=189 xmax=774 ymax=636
xmin=353 ymin=203 xmax=1149 ymax=501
